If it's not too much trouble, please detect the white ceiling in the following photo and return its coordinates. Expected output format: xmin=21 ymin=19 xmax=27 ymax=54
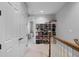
xmin=27 ymin=2 xmax=66 ymax=15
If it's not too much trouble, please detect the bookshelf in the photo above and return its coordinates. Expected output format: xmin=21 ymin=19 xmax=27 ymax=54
xmin=36 ymin=23 xmax=56 ymax=44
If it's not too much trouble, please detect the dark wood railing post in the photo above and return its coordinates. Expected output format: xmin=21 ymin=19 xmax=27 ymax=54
xmin=48 ymin=31 xmax=51 ymax=57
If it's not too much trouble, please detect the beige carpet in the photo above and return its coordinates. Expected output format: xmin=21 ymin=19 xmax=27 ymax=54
xmin=24 ymin=44 xmax=49 ymax=57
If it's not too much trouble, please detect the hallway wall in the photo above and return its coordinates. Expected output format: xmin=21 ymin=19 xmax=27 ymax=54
xmin=56 ymin=2 xmax=79 ymax=40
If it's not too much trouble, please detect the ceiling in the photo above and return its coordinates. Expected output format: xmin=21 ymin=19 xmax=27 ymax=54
xmin=27 ymin=2 xmax=66 ymax=15
xmin=8 ymin=2 xmax=66 ymax=15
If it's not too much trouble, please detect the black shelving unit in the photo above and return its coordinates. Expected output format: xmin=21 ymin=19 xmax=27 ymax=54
xmin=36 ymin=23 xmax=56 ymax=44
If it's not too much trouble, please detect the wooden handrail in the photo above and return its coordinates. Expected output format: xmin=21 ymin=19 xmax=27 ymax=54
xmin=53 ymin=36 xmax=79 ymax=52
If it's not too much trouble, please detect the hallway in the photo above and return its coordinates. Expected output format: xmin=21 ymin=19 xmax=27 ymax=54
xmin=0 ymin=2 xmax=79 ymax=57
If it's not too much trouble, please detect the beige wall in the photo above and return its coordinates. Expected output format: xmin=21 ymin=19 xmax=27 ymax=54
xmin=56 ymin=2 xmax=79 ymax=40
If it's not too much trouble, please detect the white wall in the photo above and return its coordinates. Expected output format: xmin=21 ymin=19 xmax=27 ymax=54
xmin=56 ymin=2 xmax=79 ymax=40
xmin=0 ymin=2 xmax=28 ymax=56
